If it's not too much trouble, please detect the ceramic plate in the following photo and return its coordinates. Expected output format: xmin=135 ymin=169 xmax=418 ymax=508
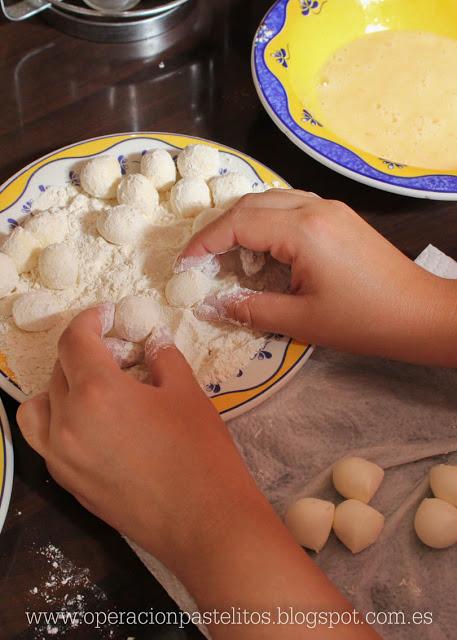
xmin=252 ymin=0 xmax=457 ymax=199
xmin=0 ymin=133 xmax=313 ymax=421
xmin=0 ymin=397 xmax=13 ymax=533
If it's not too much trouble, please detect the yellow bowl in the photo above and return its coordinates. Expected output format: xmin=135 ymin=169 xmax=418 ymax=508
xmin=252 ymin=0 xmax=457 ymax=199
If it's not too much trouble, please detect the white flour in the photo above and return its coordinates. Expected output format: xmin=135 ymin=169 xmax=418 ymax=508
xmin=0 ymin=184 xmax=285 ymax=396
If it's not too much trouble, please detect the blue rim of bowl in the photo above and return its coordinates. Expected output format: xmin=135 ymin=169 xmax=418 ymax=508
xmin=0 ymin=397 xmax=13 ymax=534
xmin=252 ymin=0 xmax=457 ymax=199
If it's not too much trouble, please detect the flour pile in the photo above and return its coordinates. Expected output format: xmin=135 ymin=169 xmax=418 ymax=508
xmin=0 ymin=144 xmax=288 ymax=396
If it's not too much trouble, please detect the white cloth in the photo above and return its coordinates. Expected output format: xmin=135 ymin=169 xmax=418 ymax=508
xmin=129 ymin=245 xmax=457 ymax=639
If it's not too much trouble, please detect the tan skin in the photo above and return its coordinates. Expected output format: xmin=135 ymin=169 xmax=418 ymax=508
xmin=18 ymin=190 xmax=455 ymax=638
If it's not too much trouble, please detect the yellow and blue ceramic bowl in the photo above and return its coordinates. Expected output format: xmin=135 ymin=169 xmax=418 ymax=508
xmin=252 ymin=0 xmax=457 ymax=199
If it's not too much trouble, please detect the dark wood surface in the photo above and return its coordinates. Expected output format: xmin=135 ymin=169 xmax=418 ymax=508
xmin=1 ymin=1 xmax=457 ymax=638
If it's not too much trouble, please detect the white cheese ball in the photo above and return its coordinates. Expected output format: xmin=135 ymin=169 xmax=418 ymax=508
xmin=284 ymin=498 xmax=335 ymax=553
xmin=13 ymin=291 xmax=61 ymax=332
xmin=165 ymin=270 xmax=212 ymax=308
xmin=117 ymin=173 xmax=159 ymax=219
xmin=177 ymin=144 xmax=220 ymax=181
xmin=114 ymin=295 xmax=161 ymax=343
xmin=140 ymin=148 xmax=176 ymax=191
xmin=333 ymin=499 xmax=384 ymax=554
xmin=170 ymin=177 xmax=212 ymax=218
xmin=209 ymin=172 xmax=252 ymax=209
xmin=430 ymin=464 xmax=457 ymax=508
xmin=239 ymin=248 xmax=266 ymax=277
xmin=96 ymin=205 xmax=145 ymax=246
xmin=0 ymin=253 xmax=19 ymax=298
xmin=24 ymin=210 xmax=68 ymax=248
xmin=414 ymin=498 xmax=457 ymax=549
xmin=332 ymin=456 xmax=384 ymax=504
xmin=38 ymin=243 xmax=78 ymax=290
xmin=192 ymin=207 xmax=224 ymax=235
xmin=79 ymin=155 xmax=121 ymax=198
xmin=1 ymin=227 xmax=41 ymax=273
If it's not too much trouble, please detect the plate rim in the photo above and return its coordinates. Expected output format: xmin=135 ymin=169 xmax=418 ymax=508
xmin=0 ymin=396 xmax=14 ymax=534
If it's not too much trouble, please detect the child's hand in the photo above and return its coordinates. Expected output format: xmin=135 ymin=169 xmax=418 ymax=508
xmin=180 ymin=190 xmax=457 ymax=366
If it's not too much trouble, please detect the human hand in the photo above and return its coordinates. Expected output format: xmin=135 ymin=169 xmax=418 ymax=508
xmin=179 ymin=190 xmax=457 ymax=366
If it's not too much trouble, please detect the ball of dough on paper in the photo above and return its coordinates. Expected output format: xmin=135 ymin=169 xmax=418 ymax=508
xmin=170 ymin=177 xmax=212 ymax=218
xmin=192 ymin=208 xmax=224 ymax=235
xmin=430 ymin=464 xmax=457 ymax=508
xmin=209 ymin=172 xmax=252 ymax=209
xmin=13 ymin=291 xmax=61 ymax=332
xmin=96 ymin=205 xmax=145 ymax=246
xmin=177 ymin=144 xmax=220 ymax=181
xmin=117 ymin=173 xmax=159 ymax=219
xmin=38 ymin=243 xmax=78 ymax=290
xmin=332 ymin=456 xmax=384 ymax=503
xmin=0 ymin=253 xmax=18 ymax=299
xmin=79 ymin=155 xmax=121 ymax=199
xmin=140 ymin=148 xmax=176 ymax=191
xmin=333 ymin=499 xmax=384 ymax=554
xmin=414 ymin=498 xmax=457 ymax=549
xmin=114 ymin=295 xmax=161 ymax=343
xmin=24 ymin=210 xmax=68 ymax=248
xmin=1 ymin=227 xmax=41 ymax=273
xmin=284 ymin=497 xmax=335 ymax=553
xmin=165 ymin=270 xmax=212 ymax=308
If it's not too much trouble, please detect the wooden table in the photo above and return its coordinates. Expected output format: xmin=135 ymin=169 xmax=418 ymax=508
xmin=1 ymin=1 xmax=456 ymax=637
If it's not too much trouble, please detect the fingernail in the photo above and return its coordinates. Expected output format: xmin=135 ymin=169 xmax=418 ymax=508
xmin=194 ymin=288 xmax=256 ymax=324
xmin=306 ymin=192 xmax=321 ymax=198
xmin=144 ymin=326 xmax=174 ymax=362
xmin=104 ymin=337 xmax=143 ymax=368
xmin=98 ymin=302 xmax=115 ymax=336
xmin=173 ymin=253 xmax=220 ymax=277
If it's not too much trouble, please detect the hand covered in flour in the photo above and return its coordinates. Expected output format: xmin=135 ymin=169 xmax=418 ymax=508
xmin=180 ymin=190 xmax=457 ymax=367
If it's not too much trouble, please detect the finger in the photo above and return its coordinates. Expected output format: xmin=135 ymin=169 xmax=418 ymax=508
xmin=16 ymin=392 xmax=51 ymax=457
xmin=144 ymin=327 xmax=195 ymax=388
xmin=48 ymin=359 xmax=69 ymax=406
xmin=234 ymin=189 xmax=320 ymax=210
xmin=58 ymin=303 xmax=119 ymax=387
xmin=194 ymin=290 xmax=306 ymax=337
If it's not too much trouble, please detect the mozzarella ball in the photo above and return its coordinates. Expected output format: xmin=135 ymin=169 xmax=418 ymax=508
xmin=117 ymin=173 xmax=159 ymax=219
xmin=240 ymin=248 xmax=266 ymax=277
xmin=79 ymin=156 xmax=121 ymax=198
xmin=333 ymin=499 xmax=384 ymax=554
xmin=114 ymin=295 xmax=161 ymax=343
xmin=38 ymin=243 xmax=78 ymax=290
xmin=430 ymin=464 xmax=457 ymax=508
xmin=13 ymin=291 xmax=61 ymax=332
xmin=209 ymin=172 xmax=252 ymax=209
xmin=177 ymin=144 xmax=220 ymax=181
xmin=103 ymin=337 xmax=144 ymax=368
xmin=140 ymin=148 xmax=176 ymax=191
xmin=284 ymin=498 xmax=335 ymax=553
xmin=24 ymin=210 xmax=68 ymax=248
xmin=96 ymin=205 xmax=145 ymax=246
xmin=192 ymin=207 xmax=224 ymax=235
xmin=332 ymin=456 xmax=384 ymax=503
xmin=170 ymin=177 xmax=212 ymax=218
xmin=0 ymin=253 xmax=19 ymax=298
xmin=1 ymin=227 xmax=41 ymax=273
xmin=165 ymin=270 xmax=212 ymax=308
xmin=414 ymin=498 xmax=457 ymax=549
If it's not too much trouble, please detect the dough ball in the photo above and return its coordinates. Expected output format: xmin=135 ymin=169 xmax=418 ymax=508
xmin=240 ymin=248 xmax=266 ymax=277
xmin=117 ymin=173 xmax=159 ymax=219
xmin=38 ymin=243 xmax=78 ymax=290
xmin=1 ymin=227 xmax=41 ymax=273
xmin=79 ymin=155 xmax=121 ymax=199
xmin=103 ymin=337 xmax=144 ymax=368
xmin=284 ymin=498 xmax=335 ymax=553
xmin=414 ymin=498 xmax=457 ymax=549
xmin=0 ymin=253 xmax=19 ymax=298
xmin=165 ymin=270 xmax=212 ymax=308
xmin=332 ymin=456 xmax=384 ymax=503
xmin=177 ymin=144 xmax=220 ymax=181
xmin=209 ymin=172 xmax=252 ymax=209
xmin=96 ymin=205 xmax=145 ymax=245
xmin=140 ymin=148 xmax=176 ymax=191
xmin=430 ymin=464 xmax=457 ymax=508
xmin=333 ymin=499 xmax=384 ymax=554
xmin=192 ymin=207 xmax=224 ymax=234
xmin=170 ymin=177 xmax=212 ymax=218
xmin=13 ymin=291 xmax=61 ymax=332
xmin=114 ymin=295 xmax=161 ymax=343
xmin=24 ymin=210 xmax=68 ymax=248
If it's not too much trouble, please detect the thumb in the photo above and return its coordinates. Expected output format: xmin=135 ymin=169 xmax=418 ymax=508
xmin=16 ymin=392 xmax=50 ymax=458
xmin=194 ymin=290 xmax=306 ymax=338
xmin=144 ymin=327 xmax=195 ymax=388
